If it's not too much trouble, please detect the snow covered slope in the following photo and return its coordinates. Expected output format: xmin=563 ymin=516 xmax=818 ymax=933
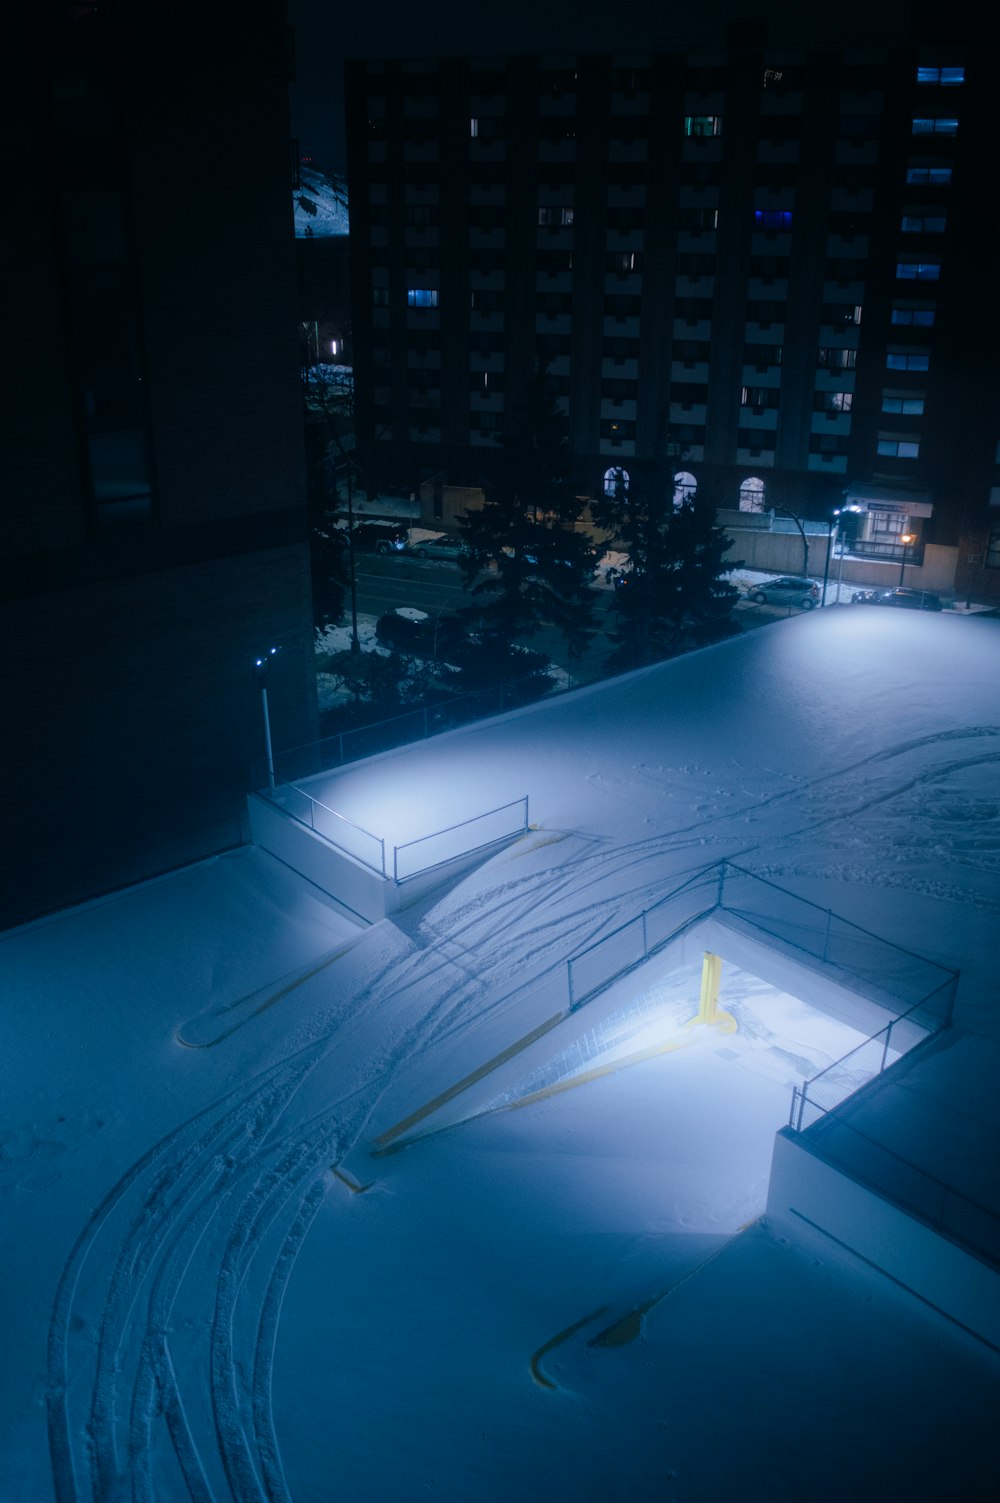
xmin=2 ymin=607 xmax=998 ymax=1502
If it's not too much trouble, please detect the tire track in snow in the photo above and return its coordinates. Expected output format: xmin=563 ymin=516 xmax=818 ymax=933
xmin=47 ymin=725 xmax=998 ymax=1501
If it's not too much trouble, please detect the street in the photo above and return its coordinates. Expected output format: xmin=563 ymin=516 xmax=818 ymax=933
xmin=353 ymin=553 xmax=621 ymax=685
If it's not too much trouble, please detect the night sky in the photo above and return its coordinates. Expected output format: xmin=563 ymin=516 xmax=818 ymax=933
xmin=286 ymin=0 xmax=914 ymax=174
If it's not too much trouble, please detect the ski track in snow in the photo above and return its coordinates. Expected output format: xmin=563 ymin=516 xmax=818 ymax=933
xmin=46 ymin=725 xmax=999 ymax=1500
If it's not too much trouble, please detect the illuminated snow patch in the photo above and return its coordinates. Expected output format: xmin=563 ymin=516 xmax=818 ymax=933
xmin=478 ymin=961 xmax=871 ymax=1115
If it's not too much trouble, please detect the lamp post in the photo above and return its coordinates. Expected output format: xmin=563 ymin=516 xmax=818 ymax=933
xmin=821 ymin=509 xmax=840 ymax=606
xmin=899 ymin=532 xmax=915 ymax=586
xmin=344 ymin=458 xmax=360 ymax=654
xmin=254 ymin=646 xmax=281 ymax=791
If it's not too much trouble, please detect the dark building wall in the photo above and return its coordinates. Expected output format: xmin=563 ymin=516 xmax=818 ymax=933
xmin=1 ymin=2 xmax=317 ymax=928
xmin=345 ymin=30 xmax=1000 ymax=574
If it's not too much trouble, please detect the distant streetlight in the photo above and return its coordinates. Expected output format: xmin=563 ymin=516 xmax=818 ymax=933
xmin=254 ymin=646 xmax=281 ymax=791
xmin=899 ymin=532 xmax=915 ymax=586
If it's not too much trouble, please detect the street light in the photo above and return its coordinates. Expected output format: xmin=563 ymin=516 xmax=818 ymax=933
xmin=821 ymin=509 xmax=840 ymax=606
xmin=899 ymin=532 xmax=915 ymax=586
xmin=254 ymin=646 xmax=281 ymax=791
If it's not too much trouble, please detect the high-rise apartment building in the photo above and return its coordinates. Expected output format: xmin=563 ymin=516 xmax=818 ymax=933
xmin=345 ymin=25 xmax=1000 ymax=599
xmin=1 ymin=2 xmax=317 ymax=927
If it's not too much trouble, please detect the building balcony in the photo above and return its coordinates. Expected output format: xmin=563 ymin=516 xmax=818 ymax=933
xmin=671 ymin=362 xmax=710 ymax=383
xmin=673 ymin=320 xmax=712 ymax=339
xmin=738 ymin=410 xmax=779 ymax=431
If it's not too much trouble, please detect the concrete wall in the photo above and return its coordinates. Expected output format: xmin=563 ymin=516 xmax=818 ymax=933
xmin=726 ymin=530 xmax=958 ymax=595
xmin=248 ymin=793 xmax=530 ymax=924
xmin=768 ymin=1129 xmax=1000 ymax=1350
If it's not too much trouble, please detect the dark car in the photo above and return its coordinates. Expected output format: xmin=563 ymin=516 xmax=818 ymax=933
xmin=852 ymin=587 xmax=943 ymax=611
xmin=374 ymin=607 xmax=465 ymax=657
xmin=746 ymin=576 xmax=821 ymax=610
xmin=349 ymin=521 xmax=408 ymax=554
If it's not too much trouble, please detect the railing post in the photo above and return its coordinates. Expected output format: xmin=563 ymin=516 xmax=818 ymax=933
xmin=789 ymin=1087 xmax=798 ymax=1129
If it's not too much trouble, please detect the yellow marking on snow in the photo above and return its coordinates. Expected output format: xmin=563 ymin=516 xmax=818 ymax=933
xmin=371 ymin=1011 xmax=568 ymax=1154
xmin=530 ymin=1308 xmax=608 ymax=1390
xmin=507 ymin=1032 xmax=699 ymax=1110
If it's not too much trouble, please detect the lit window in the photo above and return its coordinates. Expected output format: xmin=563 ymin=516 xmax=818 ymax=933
xmin=816 ymin=390 xmax=853 ymax=413
xmin=886 ymin=351 xmax=930 ymax=371
xmin=407 ymin=288 xmax=439 ymax=307
xmin=470 ymin=118 xmax=479 ymax=137
xmin=906 ymin=166 xmax=953 ymax=185
xmin=911 ymin=117 xmax=959 ymax=135
xmin=877 ymin=437 xmax=920 ymax=457
xmin=603 ymin=466 xmax=630 ymax=496
xmin=916 ymin=66 xmax=965 ymax=85
xmin=754 ymin=209 xmax=793 ymax=229
xmin=891 ymin=307 xmax=935 ymax=327
xmin=674 ymin=470 xmax=698 ymax=507
xmin=896 ymin=259 xmax=941 ymax=280
xmin=738 ymin=475 xmax=765 ymax=512
xmin=901 ymin=214 xmax=947 ymax=233
xmin=882 ymin=395 xmax=925 ymax=415
xmin=684 ymin=115 xmax=722 ymax=137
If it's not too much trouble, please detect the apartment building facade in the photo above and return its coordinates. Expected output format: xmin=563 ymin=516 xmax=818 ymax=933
xmin=345 ymin=30 xmax=1000 ymax=597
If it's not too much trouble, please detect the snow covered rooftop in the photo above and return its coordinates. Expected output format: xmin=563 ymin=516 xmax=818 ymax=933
xmin=3 ymin=606 xmax=999 ymax=1500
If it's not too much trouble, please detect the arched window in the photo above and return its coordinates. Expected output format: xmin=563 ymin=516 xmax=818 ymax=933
xmin=603 ymin=466 xmax=629 ymax=497
xmin=739 ymin=476 xmax=766 ymax=512
xmin=673 ymin=471 xmax=697 ymax=508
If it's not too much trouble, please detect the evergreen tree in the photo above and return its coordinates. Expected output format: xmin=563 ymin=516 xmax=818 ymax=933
xmin=593 ymin=468 xmax=740 ymax=669
xmin=457 ymin=365 xmax=596 ymax=668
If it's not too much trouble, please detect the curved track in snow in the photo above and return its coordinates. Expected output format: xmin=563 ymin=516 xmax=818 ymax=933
xmin=45 ymin=725 xmax=999 ymax=1499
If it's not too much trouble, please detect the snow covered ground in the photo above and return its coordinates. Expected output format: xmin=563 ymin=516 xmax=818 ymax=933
xmin=2 ymin=606 xmax=999 ymax=1502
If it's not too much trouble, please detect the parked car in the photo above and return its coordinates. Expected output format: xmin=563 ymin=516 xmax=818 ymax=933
xmin=746 ymin=576 xmax=820 ymax=610
xmin=349 ymin=521 xmax=408 ymax=554
xmin=407 ymin=534 xmax=469 ymax=561
xmin=851 ymin=587 xmax=943 ymax=611
xmin=374 ymin=607 xmax=464 ymax=657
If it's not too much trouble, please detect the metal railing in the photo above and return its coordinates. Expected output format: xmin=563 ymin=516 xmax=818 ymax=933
xmin=263 ymin=782 xmax=529 ymax=885
xmin=789 ymin=1006 xmax=935 ymax=1132
xmin=393 ymin=797 xmax=529 ymax=881
xmin=567 ymin=865 xmax=721 ymax=1008
xmin=279 ymin=784 xmax=386 ymax=875
xmin=269 ymin=674 xmax=554 ymax=787
xmin=566 ymin=860 xmax=958 ymax=1026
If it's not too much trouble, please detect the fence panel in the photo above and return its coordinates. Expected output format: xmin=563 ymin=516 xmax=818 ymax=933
xmin=568 ymin=914 xmax=646 ymax=1010
xmin=340 ymin=708 xmax=429 ymax=764
xmin=644 ymin=873 xmax=719 ymax=954
xmin=282 ymin=786 xmax=385 ymax=874
xmin=393 ymin=798 xmax=528 ymax=881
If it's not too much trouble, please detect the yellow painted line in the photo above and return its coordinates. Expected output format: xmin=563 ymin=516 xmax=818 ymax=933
xmin=530 ymin=1307 xmax=608 ymax=1390
xmin=331 ymin=1165 xmax=373 ymax=1194
xmin=371 ymin=1011 xmax=568 ymax=1154
xmin=507 ymin=1032 xmax=699 ymax=1111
